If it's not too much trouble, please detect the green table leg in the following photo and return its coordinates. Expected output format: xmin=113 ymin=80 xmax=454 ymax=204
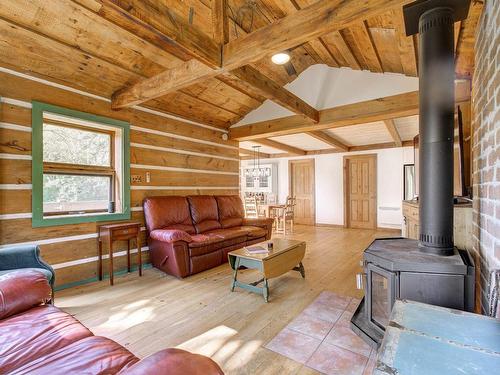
xmin=293 ymin=262 xmax=306 ymax=278
xmin=228 ymin=256 xmax=271 ymax=302
xmin=230 ymin=257 xmax=240 ymax=292
xmin=263 ymin=278 xmax=269 ymax=302
xmin=298 ymin=262 xmax=305 ymax=278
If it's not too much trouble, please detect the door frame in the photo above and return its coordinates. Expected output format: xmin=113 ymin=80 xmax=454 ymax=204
xmin=343 ymin=154 xmax=377 ymax=229
xmin=288 ymin=158 xmax=316 ymax=225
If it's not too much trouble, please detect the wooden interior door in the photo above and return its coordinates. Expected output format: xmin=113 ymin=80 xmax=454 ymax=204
xmin=344 ymin=155 xmax=377 ymax=229
xmin=289 ymin=159 xmax=315 ymax=225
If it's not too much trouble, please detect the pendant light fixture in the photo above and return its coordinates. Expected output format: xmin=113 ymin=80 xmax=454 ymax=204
xmin=244 ymin=146 xmax=271 ymax=181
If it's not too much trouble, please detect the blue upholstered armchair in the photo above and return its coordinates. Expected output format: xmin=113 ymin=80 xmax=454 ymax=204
xmin=0 ymin=245 xmax=55 ymax=299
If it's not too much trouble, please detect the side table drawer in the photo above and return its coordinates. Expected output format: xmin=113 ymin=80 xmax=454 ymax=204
xmin=112 ymin=226 xmax=139 ymax=239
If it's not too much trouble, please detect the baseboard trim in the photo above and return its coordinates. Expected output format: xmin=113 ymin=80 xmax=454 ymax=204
xmin=315 ymin=223 xmax=344 ymax=228
xmin=315 ymin=223 xmax=402 ymax=234
xmin=377 ymin=227 xmax=402 ymax=234
xmin=55 ymin=263 xmax=153 ymax=291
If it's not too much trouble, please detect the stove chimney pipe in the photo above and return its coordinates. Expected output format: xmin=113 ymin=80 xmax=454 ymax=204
xmin=403 ymin=0 xmax=471 ymax=256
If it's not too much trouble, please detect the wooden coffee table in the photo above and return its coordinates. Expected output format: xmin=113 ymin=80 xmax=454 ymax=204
xmin=228 ymin=238 xmax=306 ymax=302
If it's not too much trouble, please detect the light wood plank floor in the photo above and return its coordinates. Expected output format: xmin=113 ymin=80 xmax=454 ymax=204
xmin=57 ymin=225 xmax=399 ymax=374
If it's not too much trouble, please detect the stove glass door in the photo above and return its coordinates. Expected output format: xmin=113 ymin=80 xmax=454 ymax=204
xmin=367 ymin=264 xmax=397 ymax=332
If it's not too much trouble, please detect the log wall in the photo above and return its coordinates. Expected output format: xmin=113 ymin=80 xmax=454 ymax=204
xmin=0 ymin=69 xmax=239 ymax=288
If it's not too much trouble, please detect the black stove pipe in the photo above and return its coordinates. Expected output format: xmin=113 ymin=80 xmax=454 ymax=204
xmin=403 ymin=0 xmax=471 ymax=256
xmin=417 ymin=6 xmax=455 ymax=255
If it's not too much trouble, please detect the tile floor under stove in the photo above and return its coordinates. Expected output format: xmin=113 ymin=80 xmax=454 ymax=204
xmin=265 ymin=291 xmax=376 ymax=375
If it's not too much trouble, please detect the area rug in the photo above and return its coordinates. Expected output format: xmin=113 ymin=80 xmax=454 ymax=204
xmin=265 ymin=291 xmax=376 ymax=375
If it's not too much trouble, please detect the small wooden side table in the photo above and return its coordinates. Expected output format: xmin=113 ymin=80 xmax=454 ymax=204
xmin=97 ymin=222 xmax=142 ymax=286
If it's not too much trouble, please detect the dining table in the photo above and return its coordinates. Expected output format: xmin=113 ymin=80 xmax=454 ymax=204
xmin=259 ymin=203 xmax=286 ymax=218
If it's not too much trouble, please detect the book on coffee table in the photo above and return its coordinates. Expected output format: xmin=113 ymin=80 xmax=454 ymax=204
xmin=245 ymin=245 xmax=268 ymax=254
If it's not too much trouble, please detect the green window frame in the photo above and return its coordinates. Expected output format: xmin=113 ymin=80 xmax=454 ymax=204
xmin=32 ymin=101 xmax=130 ymax=227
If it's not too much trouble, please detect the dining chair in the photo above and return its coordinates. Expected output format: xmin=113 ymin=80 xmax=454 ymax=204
xmin=244 ymin=196 xmax=259 ymax=218
xmin=274 ymin=196 xmax=296 ymax=234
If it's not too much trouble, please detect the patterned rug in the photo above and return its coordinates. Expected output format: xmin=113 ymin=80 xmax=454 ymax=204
xmin=265 ymin=291 xmax=376 ymax=375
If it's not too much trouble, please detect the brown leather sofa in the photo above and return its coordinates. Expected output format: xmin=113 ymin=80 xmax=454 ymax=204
xmin=0 ymin=269 xmax=224 ymax=374
xmin=144 ymin=195 xmax=274 ymax=278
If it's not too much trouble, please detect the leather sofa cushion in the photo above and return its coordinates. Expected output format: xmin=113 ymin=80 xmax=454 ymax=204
xmin=204 ymin=228 xmax=248 ymax=242
xmin=118 ymin=348 xmax=224 ymax=375
xmin=150 ymin=229 xmax=192 ymax=243
xmin=0 ymin=305 xmax=92 ymax=373
xmin=188 ymin=234 xmax=225 ymax=257
xmin=0 ymin=270 xmax=52 ymax=320
xmin=215 ymin=195 xmax=244 ymax=228
xmin=143 ymin=196 xmax=195 ymax=234
xmin=12 ymin=336 xmax=139 ymax=375
xmin=238 ymin=226 xmax=267 ymax=239
xmin=188 ymin=229 xmax=247 ymax=257
xmin=187 ymin=196 xmax=221 ymax=234
xmin=189 ymin=234 xmax=225 ymax=248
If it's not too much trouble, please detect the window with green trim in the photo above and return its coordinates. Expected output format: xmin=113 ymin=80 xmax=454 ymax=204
xmin=32 ymin=102 xmax=130 ymax=227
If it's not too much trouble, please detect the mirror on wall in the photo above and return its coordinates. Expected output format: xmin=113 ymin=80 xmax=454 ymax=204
xmin=403 ymin=164 xmax=416 ymax=201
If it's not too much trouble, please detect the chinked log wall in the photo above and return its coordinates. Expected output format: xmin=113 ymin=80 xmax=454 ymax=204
xmin=0 ymin=69 xmax=240 ymax=288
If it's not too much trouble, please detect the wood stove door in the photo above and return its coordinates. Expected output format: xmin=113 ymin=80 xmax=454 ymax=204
xmin=366 ymin=264 xmax=398 ymax=334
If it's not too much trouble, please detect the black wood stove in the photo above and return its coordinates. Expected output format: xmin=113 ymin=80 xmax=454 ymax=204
xmin=351 ymin=0 xmax=475 ymax=348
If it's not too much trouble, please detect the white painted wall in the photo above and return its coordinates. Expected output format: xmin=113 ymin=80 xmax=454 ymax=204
xmin=242 ymin=147 xmax=415 ymax=229
xmin=234 ymin=65 xmax=419 ymax=126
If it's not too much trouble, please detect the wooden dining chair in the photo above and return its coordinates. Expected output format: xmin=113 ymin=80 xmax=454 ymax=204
xmin=274 ymin=196 xmax=296 ymax=234
xmin=244 ymin=196 xmax=259 ymax=218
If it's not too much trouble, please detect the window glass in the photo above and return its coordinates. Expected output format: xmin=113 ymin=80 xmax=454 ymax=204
xmin=43 ymin=123 xmax=111 ymax=166
xmin=43 ymin=174 xmax=111 ymax=215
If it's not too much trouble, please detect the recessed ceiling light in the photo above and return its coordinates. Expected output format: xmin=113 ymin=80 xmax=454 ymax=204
xmin=271 ymin=52 xmax=290 ymax=65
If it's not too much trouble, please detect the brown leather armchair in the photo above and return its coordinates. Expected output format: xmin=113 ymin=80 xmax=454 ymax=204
xmin=0 ymin=270 xmax=223 ymax=374
xmin=144 ymin=195 xmax=273 ymax=278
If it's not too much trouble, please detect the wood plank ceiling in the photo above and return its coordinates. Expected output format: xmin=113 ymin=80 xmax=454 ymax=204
xmin=0 ymin=0 xmax=482 ymax=136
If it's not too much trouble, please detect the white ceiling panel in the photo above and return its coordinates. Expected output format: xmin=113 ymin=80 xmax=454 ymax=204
xmin=269 ymin=133 xmax=332 ymax=151
xmin=325 ymin=121 xmax=392 ymax=146
xmin=394 ymin=115 xmax=419 ymax=141
xmin=239 ymin=141 xmax=283 ymax=154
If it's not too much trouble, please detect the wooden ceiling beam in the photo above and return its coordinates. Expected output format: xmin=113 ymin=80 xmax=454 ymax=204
xmin=261 ymin=140 xmax=414 ymax=157
xmin=306 ymin=140 xmax=413 ymax=154
xmin=112 ymin=60 xmax=219 ymax=109
xmin=230 ymin=82 xmax=471 ymax=140
xmin=384 ymin=119 xmax=402 ymax=147
xmin=254 ymin=139 xmax=306 ymax=155
xmin=392 ymin=9 xmax=418 ymax=76
xmin=230 ymin=91 xmax=420 ymax=141
xmin=217 ymin=73 xmax=267 ymax=102
xmin=348 ymin=140 xmax=412 ymax=152
xmin=307 ymin=131 xmax=349 ymax=151
xmin=239 ymin=148 xmax=271 ymax=159
xmin=111 ymin=0 xmax=407 ymax=108
xmin=455 ymin=1 xmax=484 ymax=79
xmin=212 ymin=0 xmax=229 ymax=45
xmin=86 ymin=0 xmax=221 ymax=68
xmin=223 ymin=0 xmax=406 ymax=70
xmin=229 ymin=66 xmax=319 ymax=122
xmin=265 ymin=0 xmax=339 ymax=67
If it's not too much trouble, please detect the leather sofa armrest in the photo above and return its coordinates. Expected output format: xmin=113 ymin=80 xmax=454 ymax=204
xmin=242 ymin=218 xmax=274 ymax=228
xmin=0 ymin=270 xmax=52 ymax=320
xmin=119 ymin=348 xmax=224 ymax=375
xmin=150 ymin=229 xmax=192 ymax=244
